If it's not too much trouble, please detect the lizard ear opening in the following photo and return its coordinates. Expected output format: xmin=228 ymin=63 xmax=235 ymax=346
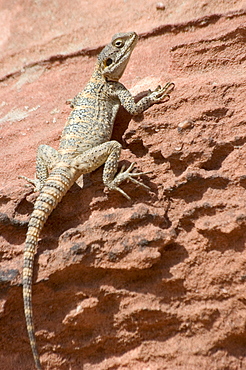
xmin=105 ymin=58 xmax=113 ymax=67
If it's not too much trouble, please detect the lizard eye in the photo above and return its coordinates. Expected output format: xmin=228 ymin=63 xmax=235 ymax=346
xmin=105 ymin=58 xmax=113 ymax=66
xmin=113 ymin=39 xmax=124 ymax=48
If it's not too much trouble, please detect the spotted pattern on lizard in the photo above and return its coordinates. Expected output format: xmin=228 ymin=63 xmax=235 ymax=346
xmin=20 ymin=31 xmax=174 ymax=370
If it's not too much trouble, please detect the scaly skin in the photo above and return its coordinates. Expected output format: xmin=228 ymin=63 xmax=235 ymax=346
xmin=20 ymin=31 xmax=174 ymax=369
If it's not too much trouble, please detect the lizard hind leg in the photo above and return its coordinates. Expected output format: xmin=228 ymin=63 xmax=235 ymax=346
xmin=19 ymin=144 xmax=61 ymax=192
xmin=104 ymin=161 xmax=151 ymax=200
xmin=70 ymin=140 xmax=150 ymax=200
xmin=101 ymin=142 xmax=151 ymax=200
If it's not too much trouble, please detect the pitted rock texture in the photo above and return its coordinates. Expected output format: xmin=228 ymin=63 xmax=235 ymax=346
xmin=0 ymin=1 xmax=246 ymax=369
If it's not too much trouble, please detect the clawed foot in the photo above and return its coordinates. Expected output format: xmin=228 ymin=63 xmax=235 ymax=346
xmin=108 ymin=162 xmax=151 ymax=200
xmin=18 ymin=175 xmax=43 ymax=192
xmin=149 ymin=82 xmax=175 ymax=104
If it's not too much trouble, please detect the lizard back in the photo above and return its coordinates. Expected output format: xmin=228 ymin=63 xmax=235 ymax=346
xmin=59 ymin=73 xmax=121 ymax=159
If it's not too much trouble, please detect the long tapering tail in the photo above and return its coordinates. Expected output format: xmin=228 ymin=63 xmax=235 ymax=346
xmin=23 ymin=164 xmax=77 ymax=369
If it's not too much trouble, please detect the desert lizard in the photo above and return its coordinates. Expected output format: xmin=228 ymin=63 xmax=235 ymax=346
xmin=20 ymin=31 xmax=174 ymax=369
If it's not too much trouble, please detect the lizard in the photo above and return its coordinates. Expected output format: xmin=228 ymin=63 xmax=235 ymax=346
xmin=20 ymin=31 xmax=174 ymax=370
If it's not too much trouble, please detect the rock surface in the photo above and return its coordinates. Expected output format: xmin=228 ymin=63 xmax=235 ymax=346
xmin=0 ymin=1 xmax=246 ymax=369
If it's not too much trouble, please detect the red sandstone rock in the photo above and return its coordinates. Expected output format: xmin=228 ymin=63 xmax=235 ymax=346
xmin=0 ymin=1 xmax=246 ymax=369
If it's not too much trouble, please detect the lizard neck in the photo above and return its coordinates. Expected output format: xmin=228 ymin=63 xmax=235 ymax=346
xmin=92 ymin=62 xmax=120 ymax=83
xmin=92 ymin=63 xmax=105 ymax=81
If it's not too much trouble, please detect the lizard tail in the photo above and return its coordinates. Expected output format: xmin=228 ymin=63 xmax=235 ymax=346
xmin=23 ymin=164 xmax=77 ymax=369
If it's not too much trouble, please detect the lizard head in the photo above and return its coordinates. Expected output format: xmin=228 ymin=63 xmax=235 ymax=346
xmin=98 ymin=32 xmax=138 ymax=81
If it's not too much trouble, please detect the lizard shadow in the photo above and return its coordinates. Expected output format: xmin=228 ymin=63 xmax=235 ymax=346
xmin=111 ymin=90 xmax=149 ymax=146
xmin=0 ymin=211 xmax=28 ymax=245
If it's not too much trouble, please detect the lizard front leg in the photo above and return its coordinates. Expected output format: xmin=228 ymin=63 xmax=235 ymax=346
xmin=71 ymin=140 xmax=150 ymax=200
xmin=19 ymin=144 xmax=61 ymax=191
xmin=111 ymin=81 xmax=175 ymax=115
